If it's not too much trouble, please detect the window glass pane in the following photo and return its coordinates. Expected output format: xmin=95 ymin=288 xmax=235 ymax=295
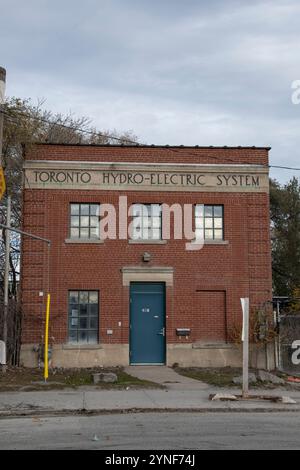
xmin=69 ymin=318 xmax=78 ymax=328
xmin=80 ymin=228 xmax=89 ymax=238
xmin=68 ymin=290 xmax=99 ymax=344
xmin=69 ymin=307 xmax=79 ymax=317
xmin=90 ymin=204 xmax=99 ymax=216
xmin=131 ymin=204 xmax=162 ymax=240
xmin=90 ymin=216 xmax=99 ymax=227
xmin=205 ymin=206 xmax=213 ymax=217
xmin=151 ymin=204 xmax=162 ymax=216
xmin=205 ymin=229 xmax=213 ymax=239
xmin=88 ymin=331 xmax=98 ymax=344
xmin=70 ymin=228 xmax=79 ymax=238
xmin=141 ymin=228 xmax=150 ymax=239
xmin=89 ymin=292 xmax=98 ymax=304
xmin=80 ymin=216 xmax=89 ymax=227
xmin=89 ymin=304 xmax=98 ymax=315
xmin=214 ymin=218 xmax=223 ymax=229
xmin=214 ymin=229 xmax=223 ymax=240
xmin=205 ymin=218 xmax=213 ymax=229
xmin=90 ymin=227 xmax=99 ymax=238
xmin=141 ymin=216 xmax=151 ymax=228
xmin=195 ymin=205 xmax=204 ymax=217
xmin=69 ymin=330 xmax=77 ymax=343
xmin=80 ymin=304 xmax=88 ymax=315
xmin=71 ymin=216 xmax=79 ymax=227
xmin=89 ymin=317 xmax=98 ymax=329
xmin=151 ymin=228 xmax=161 ymax=240
xmin=79 ymin=291 xmax=89 ymax=304
xmin=69 ymin=291 xmax=78 ymax=303
xmin=144 ymin=204 xmax=151 ymax=214
xmin=70 ymin=204 xmax=101 ymax=240
xmin=79 ymin=317 xmax=88 ymax=329
xmin=214 ymin=206 xmax=223 ymax=217
xmin=78 ymin=330 xmax=88 ymax=343
xmin=71 ymin=204 xmax=80 ymax=215
xmin=81 ymin=204 xmax=90 ymax=215
xmin=152 ymin=216 xmax=161 ymax=229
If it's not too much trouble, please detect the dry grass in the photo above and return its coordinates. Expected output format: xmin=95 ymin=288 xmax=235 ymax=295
xmin=0 ymin=366 xmax=161 ymax=392
xmin=175 ymin=367 xmax=292 ymax=389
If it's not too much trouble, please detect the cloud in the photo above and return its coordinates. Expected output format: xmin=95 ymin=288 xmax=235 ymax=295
xmin=1 ymin=0 xmax=300 ymax=181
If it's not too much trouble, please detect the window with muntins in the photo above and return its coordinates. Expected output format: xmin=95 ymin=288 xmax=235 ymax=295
xmin=70 ymin=203 xmax=100 ymax=239
xmin=195 ymin=205 xmax=224 ymax=240
xmin=68 ymin=291 xmax=99 ymax=344
xmin=131 ymin=204 xmax=162 ymax=240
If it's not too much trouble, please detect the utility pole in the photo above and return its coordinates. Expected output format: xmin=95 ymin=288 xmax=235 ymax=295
xmin=3 ymin=197 xmax=11 ymax=371
xmin=0 ymin=67 xmax=5 ymax=134
xmin=0 ymin=67 xmax=6 ymax=201
xmin=0 ymin=66 xmax=7 ymax=372
xmin=0 ymin=67 xmax=5 ymax=162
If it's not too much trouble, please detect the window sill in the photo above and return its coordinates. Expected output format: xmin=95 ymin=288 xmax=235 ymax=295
xmin=63 ymin=343 xmax=103 ymax=350
xmin=204 ymin=240 xmax=229 ymax=245
xmin=128 ymin=239 xmax=167 ymax=245
xmin=64 ymin=238 xmax=104 ymax=244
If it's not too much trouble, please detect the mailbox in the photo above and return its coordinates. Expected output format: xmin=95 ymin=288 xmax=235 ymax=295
xmin=176 ymin=328 xmax=191 ymax=336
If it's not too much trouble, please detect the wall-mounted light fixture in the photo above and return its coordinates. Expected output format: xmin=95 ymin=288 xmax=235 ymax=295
xmin=142 ymin=252 xmax=151 ymax=262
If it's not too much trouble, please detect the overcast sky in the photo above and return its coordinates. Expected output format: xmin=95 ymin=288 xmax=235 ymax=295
xmin=1 ymin=0 xmax=300 ymax=182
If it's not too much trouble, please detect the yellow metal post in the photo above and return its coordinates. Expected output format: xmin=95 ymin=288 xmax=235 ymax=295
xmin=0 ymin=167 xmax=6 ymax=201
xmin=44 ymin=294 xmax=51 ymax=381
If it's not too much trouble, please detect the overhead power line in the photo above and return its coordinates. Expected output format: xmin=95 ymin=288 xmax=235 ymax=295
xmin=1 ymin=105 xmax=300 ymax=171
xmin=269 ymin=165 xmax=300 ymax=171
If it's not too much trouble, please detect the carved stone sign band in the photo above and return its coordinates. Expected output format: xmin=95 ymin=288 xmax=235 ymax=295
xmin=24 ymin=161 xmax=269 ymax=193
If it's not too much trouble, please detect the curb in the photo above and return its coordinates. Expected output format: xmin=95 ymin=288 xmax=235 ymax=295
xmin=0 ymin=406 xmax=299 ymax=419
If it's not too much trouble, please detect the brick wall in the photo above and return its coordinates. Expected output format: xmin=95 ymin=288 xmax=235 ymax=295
xmin=26 ymin=143 xmax=270 ymax=166
xmin=21 ymin=145 xmax=272 ymax=348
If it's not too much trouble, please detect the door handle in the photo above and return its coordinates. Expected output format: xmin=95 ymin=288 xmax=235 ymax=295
xmin=157 ymin=327 xmax=165 ymax=337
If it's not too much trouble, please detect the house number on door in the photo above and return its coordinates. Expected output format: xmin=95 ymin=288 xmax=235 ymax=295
xmin=142 ymin=307 xmax=150 ymax=312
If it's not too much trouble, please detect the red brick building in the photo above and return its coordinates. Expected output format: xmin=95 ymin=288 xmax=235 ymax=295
xmin=20 ymin=144 xmax=272 ymax=367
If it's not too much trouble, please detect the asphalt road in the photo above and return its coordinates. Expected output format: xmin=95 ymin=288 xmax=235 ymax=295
xmin=0 ymin=412 xmax=299 ymax=450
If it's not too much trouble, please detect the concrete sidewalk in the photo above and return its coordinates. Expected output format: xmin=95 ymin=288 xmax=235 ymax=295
xmin=1 ymin=366 xmax=299 ymax=417
xmin=124 ymin=365 xmax=210 ymax=390
xmin=1 ymin=386 xmax=300 ymax=417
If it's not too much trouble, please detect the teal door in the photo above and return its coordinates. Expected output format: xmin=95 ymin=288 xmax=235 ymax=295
xmin=130 ymin=283 xmax=166 ymax=365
